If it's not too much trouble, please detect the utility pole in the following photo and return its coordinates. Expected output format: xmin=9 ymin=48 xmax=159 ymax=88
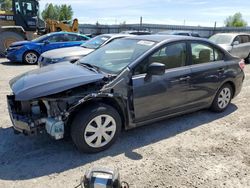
xmin=140 ymin=16 xmax=142 ymax=31
xmin=213 ymin=21 xmax=217 ymax=35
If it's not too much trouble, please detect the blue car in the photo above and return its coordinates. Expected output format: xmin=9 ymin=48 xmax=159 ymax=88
xmin=6 ymin=32 xmax=90 ymax=64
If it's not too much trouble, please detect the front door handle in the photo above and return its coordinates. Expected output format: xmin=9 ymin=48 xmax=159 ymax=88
xmin=179 ymin=76 xmax=191 ymax=81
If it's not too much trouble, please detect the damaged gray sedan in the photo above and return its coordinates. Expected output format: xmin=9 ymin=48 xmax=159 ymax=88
xmin=7 ymin=35 xmax=245 ymax=153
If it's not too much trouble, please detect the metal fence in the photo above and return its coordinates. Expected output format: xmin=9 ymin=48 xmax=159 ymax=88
xmin=79 ymin=23 xmax=250 ymax=38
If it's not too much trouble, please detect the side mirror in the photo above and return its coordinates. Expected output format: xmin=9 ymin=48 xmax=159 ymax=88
xmin=145 ymin=62 xmax=165 ymax=81
xmin=43 ymin=40 xmax=50 ymax=45
xmin=232 ymin=41 xmax=239 ymax=46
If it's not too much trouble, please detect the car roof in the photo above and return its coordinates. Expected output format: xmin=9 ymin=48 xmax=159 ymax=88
xmin=126 ymin=34 xmax=206 ymax=43
xmin=99 ymin=33 xmax=134 ymax=39
xmin=213 ymin=33 xmax=250 ymax=37
xmin=49 ymin=31 xmax=86 ymax=36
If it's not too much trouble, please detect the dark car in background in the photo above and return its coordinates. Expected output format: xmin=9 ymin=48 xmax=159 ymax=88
xmin=120 ymin=30 xmax=151 ymax=35
xmin=38 ymin=33 xmax=132 ymax=67
xmin=6 ymin=32 xmax=90 ymax=64
xmin=209 ymin=33 xmax=250 ymax=63
xmin=7 ymin=35 xmax=245 ymax=153
xmin=158 ymin=31 xmax=200 ymax=37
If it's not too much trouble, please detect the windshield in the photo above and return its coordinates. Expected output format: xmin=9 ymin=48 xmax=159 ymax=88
xmin=209 ymin=34 xmax=234 ymax=44
xmin=81 ymin=35 xmax=111 ymax=49
xmin=79 ymin=39 xmax=156 ymax=74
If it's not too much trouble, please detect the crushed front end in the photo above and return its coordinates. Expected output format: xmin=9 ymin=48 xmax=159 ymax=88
xmin=7 ymin=95 xmax=66 ymax=140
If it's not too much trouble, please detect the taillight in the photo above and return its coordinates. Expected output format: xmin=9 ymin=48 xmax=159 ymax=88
xmin=239 ymin=59 xmax=245 ymax=70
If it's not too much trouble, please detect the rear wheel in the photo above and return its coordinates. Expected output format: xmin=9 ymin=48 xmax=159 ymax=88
xmin=0 ymin=31 xmax=24 ymax=57
xmin=23 ymin=51 xmax=39 ymax=64
xmin=210 ymin=84 xmax=233 ymax=112
xmin=71 ymin=104 xmax=122 ymax=153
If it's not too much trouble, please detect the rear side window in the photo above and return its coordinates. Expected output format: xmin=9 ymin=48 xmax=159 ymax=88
xmin=191 ymin=43 xmax=224 ymax=64
xmin=77 ymin=35 xmax=88 ymax=41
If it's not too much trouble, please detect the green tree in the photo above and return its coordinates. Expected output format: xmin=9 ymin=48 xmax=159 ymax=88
xmin=59 ymin=5 xmax=73 ymax=21
xmin=225 ymin=12 xmax=247 ymax=27
xmin=42 ymin=3 xmax=58 ymax=20
xmin=0 ymin=0 xmax=12 ymax=11
xmin=42 ymin=3 xmax=73 ymax=21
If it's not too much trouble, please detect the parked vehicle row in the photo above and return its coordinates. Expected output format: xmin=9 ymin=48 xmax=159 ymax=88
xmin=7 ymin=35 xmax=245 ymax=153
xmin=38 ymin=34 xmax=133 ymax=67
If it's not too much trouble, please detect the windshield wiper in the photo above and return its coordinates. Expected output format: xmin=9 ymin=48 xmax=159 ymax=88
xmin=78 ymin=62 xmax=100 ymax=73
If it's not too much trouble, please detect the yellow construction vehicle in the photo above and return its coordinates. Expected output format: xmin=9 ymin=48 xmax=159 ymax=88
xmin=0 ymin=0 xmax=79 ymax=56
xmin=45 ymin=18 xmax=79 ymax=33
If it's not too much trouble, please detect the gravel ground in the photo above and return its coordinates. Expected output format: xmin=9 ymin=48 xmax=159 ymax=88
xmin=0 ymin=58 xmax=249 ymax=188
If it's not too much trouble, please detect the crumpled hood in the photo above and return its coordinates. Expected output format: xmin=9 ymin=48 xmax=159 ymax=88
xmin=10 ymin=62 xmax=104 ymax=101
xmin=10 ymin=40 xmax=32 ymax=47
xmin=41 ymin=46 xmax=94 ymax=59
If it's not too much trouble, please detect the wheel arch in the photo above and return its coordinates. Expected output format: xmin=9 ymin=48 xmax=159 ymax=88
xmin=67 ymin=96 xmax=128 ymax=131
xmin=220 ymin=80 xmax=236 ymax=98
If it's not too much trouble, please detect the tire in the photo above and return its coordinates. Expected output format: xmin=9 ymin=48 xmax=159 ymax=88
xmin=245 ymin=53 xmax=250 ymax=64
xmin=210 ymin=84 xmax=233 ymax=112
xmin=23 ymin=51 xmax=39 ymax=64
xmin=71 ymin=104 xmax=122 ymax=153
xmin=0 ymin=31 xmax=24 ymax=57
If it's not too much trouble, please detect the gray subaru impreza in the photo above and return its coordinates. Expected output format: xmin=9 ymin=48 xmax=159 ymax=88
xmin=7 ymin=35 xmax=245 ymax=153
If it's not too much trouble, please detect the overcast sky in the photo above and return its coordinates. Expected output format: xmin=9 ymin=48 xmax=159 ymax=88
xmin=40 ymin=0 xmax=250 ymax=27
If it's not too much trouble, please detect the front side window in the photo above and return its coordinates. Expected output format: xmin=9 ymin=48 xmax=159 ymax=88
xmin=134 ymin=42 xmax=187 ymax=74
xmin=191 ymin=43 xmax=223 ymax=64
xmin=239 ymin=35 xmax=250 ymax=43
xmin=47 ymin=35 xmax=65 ymax=42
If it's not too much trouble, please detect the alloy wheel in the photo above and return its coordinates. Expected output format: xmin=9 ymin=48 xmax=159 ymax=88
xmin=25 ymin=52 xmax=38 ymax=64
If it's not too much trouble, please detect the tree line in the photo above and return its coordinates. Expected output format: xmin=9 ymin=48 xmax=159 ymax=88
xmin=42 ymin=3 xmax=73 ymax=21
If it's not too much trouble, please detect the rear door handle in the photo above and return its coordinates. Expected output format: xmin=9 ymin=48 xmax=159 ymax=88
xmin=179 ymin=76 xmax=191 ymax=81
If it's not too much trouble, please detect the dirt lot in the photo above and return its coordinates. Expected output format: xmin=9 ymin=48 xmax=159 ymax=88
xmin=0 ymin=58 xmax=249 ymax=188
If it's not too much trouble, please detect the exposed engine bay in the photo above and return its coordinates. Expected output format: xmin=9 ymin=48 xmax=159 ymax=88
xmin=7 ymin=82 xmax=105 ymax=140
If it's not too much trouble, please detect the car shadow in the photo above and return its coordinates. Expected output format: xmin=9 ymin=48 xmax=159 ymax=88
xmin=0 ymin=104 xmax=238 ymax=180
xmin=0 ymin=61 xmax=30 ymax=66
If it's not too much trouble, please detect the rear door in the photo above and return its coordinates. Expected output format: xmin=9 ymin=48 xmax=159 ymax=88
xmin=132 ymin=42 xmax=192 ymax=122
xmin=188 ymin=41 xmax=226 ymax=108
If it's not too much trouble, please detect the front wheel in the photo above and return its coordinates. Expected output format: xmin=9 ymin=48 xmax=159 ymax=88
xmin=210 ymin=84 xmax=233 ymax=112
xmin=71 ymin=104 xmax=122 ymax=153
xmin=23 ymin=51 xmax=39 ymax=64
xmin=245 ymin=53 xmax=250 ymax=64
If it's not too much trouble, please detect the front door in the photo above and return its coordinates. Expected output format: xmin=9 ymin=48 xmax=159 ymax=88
xmin=131 ymin=42 xmax=192 ymax=122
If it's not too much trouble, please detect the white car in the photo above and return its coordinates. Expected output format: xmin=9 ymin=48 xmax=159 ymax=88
xmin=38 ymin=34 xmax=132 ymax=67
xmin=209 ymin=33 xmax=250 ymax=63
